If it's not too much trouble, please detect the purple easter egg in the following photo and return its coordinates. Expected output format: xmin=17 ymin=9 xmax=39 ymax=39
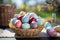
xmin=47 ymin=28 xmax=57 ymax=37
xmin=30 ymin=21 xmax=37 ymax=29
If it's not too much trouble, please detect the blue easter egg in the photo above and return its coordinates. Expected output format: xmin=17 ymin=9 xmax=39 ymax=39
xmin=22 ymin=23 xmax=30 ymax=29
xmin=36 ymin=18 xmax=42 ymax=25
xmin=11 ymin=18 xmax=17 ymax=24
xmin=22 ymin=16 xmax=29 ymax=23
xmin=44 ymin=22 xmax=52 ymax=29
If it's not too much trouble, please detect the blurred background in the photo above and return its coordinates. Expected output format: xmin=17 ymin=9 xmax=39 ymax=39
xmin=0 ymin=0 xmax=60 ymax=27
xmin=0 ymin=0 xmax=60 ymax=16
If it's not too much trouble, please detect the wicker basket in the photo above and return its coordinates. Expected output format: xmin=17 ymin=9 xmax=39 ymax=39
xmin=0 ymin=4 xmax=16 ymax=26
xmin=9 ymin=19 xmax=46 ymax=37
xmin=54 ymin=27 xmax=60 ymax=33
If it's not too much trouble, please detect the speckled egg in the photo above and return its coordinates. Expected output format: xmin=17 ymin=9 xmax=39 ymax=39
xmin=22 ymin=23 xmax=30 ymax=29
xmin=30 ymin=21 xmax=37 ymax=29
xmin=47 ymin=28 xmax=57 ymax=37
xmin=14 ymin=20 xmax=22 ymax=28
xmin=11 ymin=18 xmax=17 ymax=24
xmin=22 ymin=16 xmax=29 ymax=23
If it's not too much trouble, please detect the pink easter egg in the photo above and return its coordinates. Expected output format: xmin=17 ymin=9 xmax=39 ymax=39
xmin=14 ymin=20 xmax=22 ymax=28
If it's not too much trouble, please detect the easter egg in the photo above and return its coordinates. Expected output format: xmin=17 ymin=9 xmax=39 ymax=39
xmin=14 ymin=20 xmax=22 ymax=28
xmin=30 ymin=21 xmax=37 ymax=29
xmin=29 ymin=18 xmax=36 ymax=24
xmin=18 ymin=16 xmax=24 ymax=22
xmin=19 ymin=11 xmax=26 ymax=16
xmin=26 ymin=12 xmax=38 ymax=19
xmin=22 ymin=16 xmax=29 ymax=23
xmin=30 ymin=13 xmax=38 ymax=19
xmin=26 ymin=12 xmax=31 ymax=18
xmin=22 ymin=23 xmax=30 ymax=29
xmin=44 ymin=22 xmax=52 ymax=29
xmin=36 ymin=18 xmax=42 ymax=25
xmin=47 ymin=28 xmax=57 ymax=37
xmin=11 ymin=18 xmax=17 ymax=24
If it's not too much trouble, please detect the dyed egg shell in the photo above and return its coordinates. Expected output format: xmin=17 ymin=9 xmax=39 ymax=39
xmin=22 ymin=16 xmax=29 ymax=23
xmin=30 ymin=13 xmax=38 ymax=19
xmin=30 ymin=21 xmax=37 ymax=29
xmin=26 ymin=12 xmax=31 ymax=18
xmin=47 ymin=28 xmax=57 ymax=37
xmin=14 ymin=20 xmax=22 ymax=28
xmin=18 ymin=16 xmax=24 ymax=22
xmin=19 ymin=11 xmax=26 ymax=16
xmin=44 ymin=22 xmax=52 ymax=29
xmin=22 ymin=23 xmax=30 ymax=29
xmin=26 ymin=12 xmax=38 ymax=19
xmin=36 ymin=18 xmax=42 ymax=25
xmin=11 ymin=18 xmax=17 ymax=24
xmin=29 ymin=18 xmax=36 ymax=24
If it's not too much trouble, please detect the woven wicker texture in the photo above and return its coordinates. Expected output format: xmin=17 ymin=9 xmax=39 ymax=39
xmin=9 ymin=19 xmax=46 ymax=37
xmin=0 ymin=5 xmax=16 ymax=26
xmin=54 ymin=27 xmax=60 ymax=33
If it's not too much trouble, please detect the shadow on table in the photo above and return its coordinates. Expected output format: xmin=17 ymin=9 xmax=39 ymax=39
xmin=15 ymin=32 xmax=50 ymax=40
